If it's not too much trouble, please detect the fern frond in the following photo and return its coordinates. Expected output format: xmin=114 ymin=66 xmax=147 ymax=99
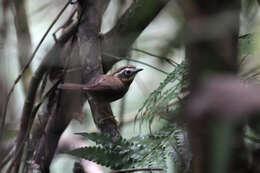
xmin=137 ymin=61 xmax=187 ymax=126
xmin=76 ymin=132 xmax=131 ymax=151
xmin=68 ymin=146 xmax=132 ymax=169
xmin=69 ymin=125 xmax=191 ymax=173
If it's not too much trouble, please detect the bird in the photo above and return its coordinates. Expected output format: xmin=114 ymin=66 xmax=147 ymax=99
xmin=58 ymin=65 xmax=143 ymax=102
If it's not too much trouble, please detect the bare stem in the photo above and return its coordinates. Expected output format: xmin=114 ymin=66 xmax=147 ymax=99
xmin=103 ymin=53 xmax=169 ymax=75
xmin=131 ymin=48 xmax=178 ymax=66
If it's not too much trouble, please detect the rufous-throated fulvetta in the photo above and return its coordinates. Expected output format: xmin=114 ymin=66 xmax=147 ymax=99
xmin=58 ymin=65 xmax=143 ymax=102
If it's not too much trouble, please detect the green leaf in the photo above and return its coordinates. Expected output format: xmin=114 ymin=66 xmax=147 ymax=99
xmin=68 ymin=125 xmax=191 ymax=173
xmin=239 ymin=34 xmax=256 ymax=57
xmin=68 ymin=146 xmax=132 ymax=169
xmin=75 ymin=132 xmax=131 ymax=150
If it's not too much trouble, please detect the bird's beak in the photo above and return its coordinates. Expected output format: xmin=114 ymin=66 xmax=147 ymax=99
xmin=134 ymin=68 xmax=143 ymax=73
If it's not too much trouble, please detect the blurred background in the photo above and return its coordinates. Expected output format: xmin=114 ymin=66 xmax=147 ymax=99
xmin=1 ymin=0 xmax=260 ymax=173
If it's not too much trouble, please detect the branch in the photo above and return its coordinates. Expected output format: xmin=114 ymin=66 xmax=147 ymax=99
xmin=31 ymin=0 xmax=113 ymax=172
xmin=6 ymin=7 xmax=74 ymax=172
xmin=77 ymin=0 xmax=120 ymax=137
xmin=131 ymin=48 xmax=178 ymax=66
xmin=102 ymin=0 xmax=170 ymax=72
xmin=0 ymin=0 xmax=71 ymax=142
xmin=31 ymin=38 xmax=82 ymax=173
xmin=239 ymin=33 xmax=251 ymax=39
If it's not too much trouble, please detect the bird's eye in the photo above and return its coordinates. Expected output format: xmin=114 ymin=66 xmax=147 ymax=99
xmin=124 ymin=70 xmax=131 ymax=76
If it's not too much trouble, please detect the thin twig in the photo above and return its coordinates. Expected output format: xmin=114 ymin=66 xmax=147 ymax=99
xmin=238 ymin=33 xmax=251 ymax=39
xmin=239 ymin=54 xmax=249 ymax=67
xmin=132 ymin=48 xmax=178 ymax=66
xmin=30 ymin=80 xmax=61 ymax=128
xmin=168 ymin=91 xmax=189 ymax=106
xmin=0 ymin=0 xmax=71 ymax=141
xmin=6 ymin=82 xmax=60 ymax=173
xmin=4 ymin=2 xmax=72 ymax=172
xmin=39 ymin=72 xmax=48 ymax=98
xmin=3 ymin=10 xmax=77 ymax=173
xmin=53 ymin=5 xmax=77 ymax=41
xmin=110 ymin=168 xmax=163 ymax=173
xmin=25 ymin=80 xmax=61 ymax=153
xmin=103 ymin=53 xmax=169 ymax=75
xmin=246 ymin=71 xmax=260 ymax=80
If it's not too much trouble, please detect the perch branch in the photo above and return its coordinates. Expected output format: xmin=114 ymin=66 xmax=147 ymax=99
xmin=76 ymin=0 xmax=120 ymax=137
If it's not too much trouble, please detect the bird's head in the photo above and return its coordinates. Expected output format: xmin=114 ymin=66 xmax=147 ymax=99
xmin=112 ymin=65 xmax=143 ymax=84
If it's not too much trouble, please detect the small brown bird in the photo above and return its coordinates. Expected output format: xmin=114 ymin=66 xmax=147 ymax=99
xmin=58 ymin=65 xmax=143 ymax=102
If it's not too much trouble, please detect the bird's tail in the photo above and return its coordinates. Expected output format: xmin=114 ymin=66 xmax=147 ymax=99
xmin=58 ymin=83 xmax=86 ymax=90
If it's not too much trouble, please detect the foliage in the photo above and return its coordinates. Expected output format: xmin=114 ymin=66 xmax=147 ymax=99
xmin=68 ymin=124 xmax=191 ymax=172
xmin=241 ymin=0 xmax=259 ymax=33
xmin=239 ymin=34 xmax=256 ymax=58
xmin=238 ymin=33 xmax=260 ymax=81
xmin=137 ymin=61 xmax=187 ymax=125
xmin=67 ymin=60 xmax=191 ymax=172
xmin=68 ymin=2 xmax=260 ymax=173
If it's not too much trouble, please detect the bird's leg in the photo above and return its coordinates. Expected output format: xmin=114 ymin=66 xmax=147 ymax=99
xmin=53 ymin=3 xmax=77 ymax=42
xmin=98 ymin=116 xmax=119 ymax=126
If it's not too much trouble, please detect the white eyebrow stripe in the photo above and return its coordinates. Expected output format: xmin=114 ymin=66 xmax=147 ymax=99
xmin=114 ymin=68 xmax=136 ymax=76
xmin=118 ymin=68 xmax=135 ymax=71
xmin=125 ymin=68 xmax=136 ymax=72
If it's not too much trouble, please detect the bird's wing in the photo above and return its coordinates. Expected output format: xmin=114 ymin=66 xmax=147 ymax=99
xmin=58 ymin=83 xmax=86 ymax=90
xmin=83 ymin=77 xmax=123 ymax=91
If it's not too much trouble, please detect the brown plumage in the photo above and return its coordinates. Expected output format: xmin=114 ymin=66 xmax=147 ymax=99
xmin=58 ymin=66 xmax=143 ymax=102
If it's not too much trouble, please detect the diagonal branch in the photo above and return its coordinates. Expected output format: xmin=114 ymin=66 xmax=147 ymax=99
xmin=77 ymin=0 xmax=120 ymax=137
xmin=102 ymin=0 xmax=170 ymax=72
xmin=6 ymin=19 xmax=76 ymax=173
xmin=30 ymin=0 xmax=112 ymax=172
